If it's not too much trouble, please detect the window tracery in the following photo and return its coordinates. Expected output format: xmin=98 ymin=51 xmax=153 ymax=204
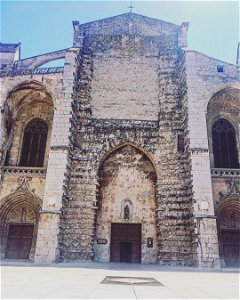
xmin=212 ymin=119 xmax=239 ymax=169
xmin=19 ymin=118 xmax=48 ymax=167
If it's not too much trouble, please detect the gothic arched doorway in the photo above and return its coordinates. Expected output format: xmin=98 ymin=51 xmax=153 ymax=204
xmin=94 ymin=144 xmax=158 ymax=263
xmin=0 ymin=192 xmax=41 ymax=260
xmin=217 ymin=200 xmax=240 ymax=267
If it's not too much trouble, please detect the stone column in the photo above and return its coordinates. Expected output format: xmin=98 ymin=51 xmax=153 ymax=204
xmin=185 ymin=50 xmax=220 ymax=268
xmin=34 ymin=48 xmax=79 ymax=263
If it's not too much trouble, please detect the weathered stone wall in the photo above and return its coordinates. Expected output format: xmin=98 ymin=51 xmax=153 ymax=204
xmin=185 ymin=49 xmax=240 ymax=267
xmin=94 ymin=145 xmax=158 ymax=263
xmin=1 ymin=13 xmax=239 ymax=267
xmin=91 ymin=54 xmax=159 ymax=120
xmin=59 ymin=19 xmax=195 ymax=266
xmin=74 ymin=13 xmax=179 ymax=42
xmin=156 ymin=47 xmax=194 ymax=266
xmin=34 ymin=48 xmax=79 ymax=263
xmin=0 ymin=54 xmax=69 ymax=262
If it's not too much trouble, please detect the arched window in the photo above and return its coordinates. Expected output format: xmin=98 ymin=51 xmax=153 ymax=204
xmin=212 ymin=119 xmax=239 ymax=168
xmin=19 ymin=119 xmax=48 ymax=167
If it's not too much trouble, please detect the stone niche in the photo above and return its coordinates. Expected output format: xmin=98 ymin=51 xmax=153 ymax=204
xmin=94 ymin=144 xmax=158 ymax=263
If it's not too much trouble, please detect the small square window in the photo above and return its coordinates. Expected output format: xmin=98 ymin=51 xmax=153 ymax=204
xmin=217 ymin=65 xmax=224 ymax=73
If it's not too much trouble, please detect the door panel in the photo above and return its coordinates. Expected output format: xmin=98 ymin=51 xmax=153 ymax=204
xmin=8 ymin=225 xmax=22 ymax=238
xmin=110 ymin=243 xmax=120 ymax=262
xmin=110 ymin=223 xmax=141 ymax=263
xmin=127 ymin=225 xmax=141 ymax=241
xmin=5 ymin=225 xmax=34 ymax=259
xmin=131 ymin=242 xmax=141 ymax=263
xmin=19 ymin=239 xmax=33 ymax=259
xmin=120 ymin=242 xmax=131 ymax=262
xmin=111 ymin=224 xmax=127 ymax=241
xmin=5 ymin=239 xmax=20 ymax=259
xmin=221 ymin=230 xmax=240 ymax=267
xmin=22 ymin=225 xmax=34 ymax=237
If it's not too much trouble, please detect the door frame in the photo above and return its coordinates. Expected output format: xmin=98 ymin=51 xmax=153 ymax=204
xmin=110 ymin=223 xmax=142 ymax=263
xmin=219 ymin=228 xmax=240 ymax=267
xmin=5 ymin=223 xmax=35 ymax=259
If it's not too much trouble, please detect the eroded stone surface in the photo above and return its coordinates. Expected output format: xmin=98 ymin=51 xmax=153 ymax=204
xmin=0 ymin=13 xmax=239 ymax=267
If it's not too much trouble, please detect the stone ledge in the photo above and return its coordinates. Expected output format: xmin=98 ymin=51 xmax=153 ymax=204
xmin=2 ymin=166 xmax=47 ymax=177
xmin=211 ymin=168 xmax=240 ymax=178
xmin=50 ymin=145 xmax=70 ymax=150
xmin=40 ymin=210 xmax=62 ymax=215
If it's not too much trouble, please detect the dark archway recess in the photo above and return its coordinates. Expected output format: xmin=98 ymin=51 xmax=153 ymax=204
xmin=19 ymin=118 xmax=48 ymax=167
xmin=212 ymin=119 xmax=239 ymax=168
xmin=218 ymin=209 xmax=240 ymax=267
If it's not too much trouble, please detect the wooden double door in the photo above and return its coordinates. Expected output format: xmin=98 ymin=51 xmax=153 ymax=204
xmin=5 ymin=224 xmax=34 ymax=259
xmin=221 ymin=230 xmax=240 ymax=267
xmin=110 ymin=223 xmax=141 ymax=263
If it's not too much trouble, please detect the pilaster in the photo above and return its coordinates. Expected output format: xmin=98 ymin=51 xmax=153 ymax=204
xmin=34 ymin=48 xmax=79 ymax=263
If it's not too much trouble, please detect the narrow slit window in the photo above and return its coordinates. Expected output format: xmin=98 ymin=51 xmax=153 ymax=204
xmin=178 ymin=134 xmax=185 ymax=153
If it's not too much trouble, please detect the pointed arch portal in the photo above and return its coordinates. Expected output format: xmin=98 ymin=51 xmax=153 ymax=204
xmin=0 ymin=192 xmax=41 ymax=260
xmin=217 ymin=199 xmax=240 ymax=267
xmin=94 ymin=144 xmax=158 ymax=263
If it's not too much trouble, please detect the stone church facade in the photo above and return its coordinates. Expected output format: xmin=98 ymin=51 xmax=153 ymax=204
xmin=0 ymin=13 xmax=239 ymax=268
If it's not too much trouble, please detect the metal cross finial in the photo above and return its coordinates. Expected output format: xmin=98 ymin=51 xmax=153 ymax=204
xmin=128 ymin=1 xmax=134 ymax=13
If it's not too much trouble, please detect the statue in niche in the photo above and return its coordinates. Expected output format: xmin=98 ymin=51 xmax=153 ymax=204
xmin=124 ymin=204 xmax=130 ymax=220
xmin=121 ymin=199 xmax=133 ymax=220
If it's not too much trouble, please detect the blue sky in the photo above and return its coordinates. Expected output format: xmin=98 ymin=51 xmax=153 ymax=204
xmin=1 ymin=1 xmax=239 ymax=65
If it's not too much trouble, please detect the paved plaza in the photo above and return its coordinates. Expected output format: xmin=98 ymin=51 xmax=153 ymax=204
xmin=1 ymin=261 xmax=239 ymax=299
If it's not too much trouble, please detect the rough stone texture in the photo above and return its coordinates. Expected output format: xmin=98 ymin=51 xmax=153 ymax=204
xmin=185 ymin=49 xmax=240 ymax=267
xmin=34 ymin=48 xmax=79 ymax=263
xmin=0 ymin=12 xmax=239 ymax=267
xmin=94 ymin=145 xmax=158 ymax=263
xmin=59 ymin=16 xmax=195 ymax=266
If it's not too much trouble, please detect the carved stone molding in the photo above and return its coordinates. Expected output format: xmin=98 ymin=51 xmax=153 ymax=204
xmin=15 ymin=176 xmax=32 ymax=193
xmin=212 ymin=90 xmax=239 ymax=103
xmin=211 ymin=168 xmax=240 ymax=178
xmin=3 ymin=166 xmax=47 ymax=176
xmin=0 ymin=67 xmax=64 ymax=77
xmin=219 ymin=178 xmax=240 ymax=200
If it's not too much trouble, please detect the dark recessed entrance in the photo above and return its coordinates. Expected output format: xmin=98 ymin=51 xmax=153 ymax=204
xmin=110 ymin=223 xmax=141 ymax=263
xmin=5 ymin=224 xmax=34 ymax=259
xmin=221 ymin=230 xmax=240 ymax=267
xmin=218 ymin=209 xmax=240 ymax=268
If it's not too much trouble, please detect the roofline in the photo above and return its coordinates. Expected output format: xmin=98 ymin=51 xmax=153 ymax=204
xmin=79 ymin=12 xmax=181 ymax=28
xmin=0 ymin=42 xmax=21 ymax=52
xmin=183 ymin=48 xmax=239 ymax=68
xmin=18 ymin=48 xmax=69 ymax=61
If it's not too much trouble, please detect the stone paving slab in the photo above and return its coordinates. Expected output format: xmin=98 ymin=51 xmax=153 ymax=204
xmin=1 ymin=261 xmax=239 ymax=299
